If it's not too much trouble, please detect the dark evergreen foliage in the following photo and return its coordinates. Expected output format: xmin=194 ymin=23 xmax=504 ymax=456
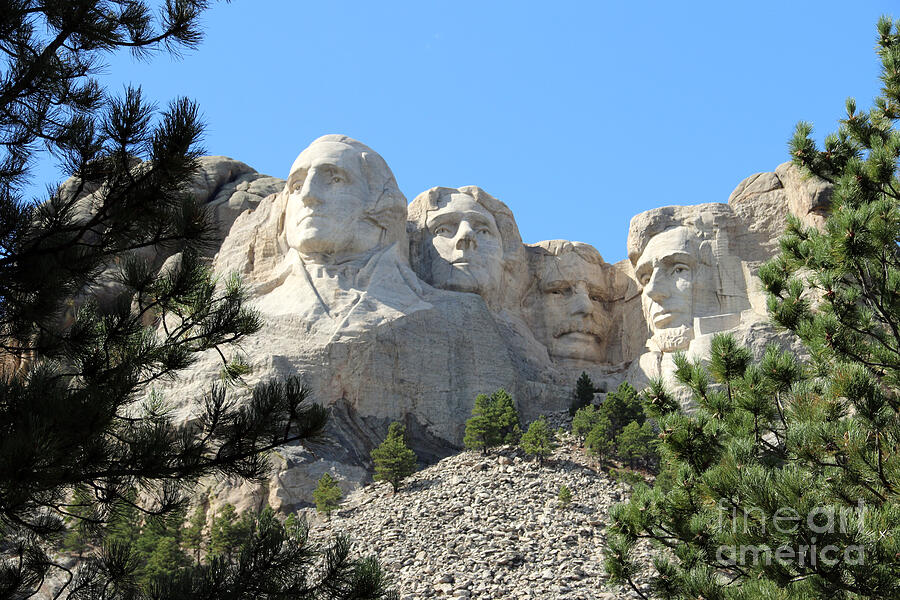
xmin=573 ymin=382 xmax=659 ymax=470
xmin=597 ymin=382 xmax=644 ymax=437
xmin=569 ymin=371 xmax=596 ymax=415
xmin=571 ymin=404 xmax=600 ymax=446
xmin=313 ymin=474 xmax=343 ymax=516
xmin=371 ymin=422 xmax=417 ymax=494
xmin=520 ymin=416 xmax=555 ymax=466
xmin=0 ymin=3 xmax=395 ymax=598
xmin=463 ymin=389 xmax=522 ymax=455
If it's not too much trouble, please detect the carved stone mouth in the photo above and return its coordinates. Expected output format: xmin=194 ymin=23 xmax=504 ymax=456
xmin=652 ymin=312 xmax=675 ymax=327
xmin=555 ymin=331 xmax=599 ymax=341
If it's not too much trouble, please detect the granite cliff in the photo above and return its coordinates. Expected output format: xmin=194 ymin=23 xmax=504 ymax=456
xmin=143 ymin=135 xmax=828 ymax=512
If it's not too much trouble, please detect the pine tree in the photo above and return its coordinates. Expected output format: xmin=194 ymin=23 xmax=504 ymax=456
xmin=141 ymin=536 xmax=189 ymax=588
xmin=313 ymin=473 xmax=343 ymax=516
xmin=208 ymin=504 xmax=252 ymax=561
xmin=104 ymin=490 xmax=143 ymax=550
xmin=463 ymin=393 xmax=494 ymax=455
xmin=596 ymin=382 xmax=644 ymax=437
xmin=463 ymin=389 xmax=522 ymax=454
xmin=183 ymin=501 xmax=208 ymax=565
xmin=184 ymin=504 xmax=397 ymax=600
xmin=606 ymin=340 xmax=899 ymax=598
xmin=558 ymin=485 xmax=573 ymax=508
xmin=569 ymin=371 xmax=596 ymax=415
xmin=371 ymin=422 xmax=417 ymax=494
xmin=571 ymin=405 xmax=601 ymax=446
xmin=61 ymin=487 xmax=100 ymax=557
xmin=614 ymin=421 xmax=656 ymax=470
xmin=520 ymin=416 xmax=556 ymax=466
xmin=0 ymin=4 xmax=395 ymax=598
xmin=584 ymin=416 xmax=613 ymax=463
xmin=492 ymin=388 xmax=523 ymax=445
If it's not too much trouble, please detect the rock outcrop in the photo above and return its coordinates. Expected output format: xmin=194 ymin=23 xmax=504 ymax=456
xmin=145 ymin=136 xmax=830 ymax=512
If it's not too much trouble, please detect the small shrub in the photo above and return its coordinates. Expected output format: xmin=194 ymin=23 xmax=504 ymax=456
xmin=312 ymin=473 xmax=343 ymax=515
xmin=463 ymin=389 xmax=522 ymax=454
xmin=371 ymin=422 xmax=417 ymax=493
xmin=558 ymin=484 xmax=573 ymax=507
xmin=520 ymin=416 xmax=556 ymax=465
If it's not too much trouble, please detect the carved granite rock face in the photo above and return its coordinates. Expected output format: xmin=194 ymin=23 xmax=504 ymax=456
xmin=215 ymin=135 xmax=430 ymax=340
xmin=283 ymin=135 xmax=407 ymax=262
xmin=146 ymin=145 xmax=831 ymax=511
xmin=408 ymin=186 xmax=528 ymax=313
xmin=621 ymin=164 xmax=827 ymax=397
xmin=522 ymin=241 xmax=612 ymax=365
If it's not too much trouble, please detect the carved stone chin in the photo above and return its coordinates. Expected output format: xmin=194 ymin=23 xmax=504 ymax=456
xmin=647 ymin=325 xmax=694 ymax=353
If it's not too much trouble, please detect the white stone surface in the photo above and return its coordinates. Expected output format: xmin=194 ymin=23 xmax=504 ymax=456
xmin=147 ymin=139 xmax=831 ymax=510
xmin=522 ymin=241 xmax=613 ymax=365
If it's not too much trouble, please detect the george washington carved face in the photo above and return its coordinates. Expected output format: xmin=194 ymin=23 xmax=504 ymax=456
xmin=284 ymin=141 xmax=379 ymax=257
xmin=282 ymin=135 xmax=406 ymax=265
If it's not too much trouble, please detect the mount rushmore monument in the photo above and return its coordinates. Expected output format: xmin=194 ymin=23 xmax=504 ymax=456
xmin=164 ymin=134 xmax=829 ymax=510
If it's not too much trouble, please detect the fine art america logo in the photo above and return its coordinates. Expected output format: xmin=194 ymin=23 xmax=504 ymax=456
xmin=716 ymin=500 xmax=868 ymax=567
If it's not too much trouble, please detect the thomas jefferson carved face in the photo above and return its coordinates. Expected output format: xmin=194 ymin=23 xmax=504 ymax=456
xmin=425 ymin=192 xmax=503 ymax=296
xmin=528 ymin=245 xmax=610 ymax=363
xmin=634 ymin=226 xmax=696 ymax=335
xmin=284 ymin=141 xmax=381 ymax=258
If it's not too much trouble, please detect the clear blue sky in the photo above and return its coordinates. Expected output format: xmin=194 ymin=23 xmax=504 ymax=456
xmin=30 ymin=1 xmax=893 ymax=263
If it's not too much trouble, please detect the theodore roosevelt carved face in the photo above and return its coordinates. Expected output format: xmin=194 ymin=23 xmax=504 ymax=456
xmin=424 ymin=191 xmax=504 ymax=296
xmin=633 ymin=226 xmax=696 ymax=336
xmin=527 ymin=242 xmax=610 ymax=363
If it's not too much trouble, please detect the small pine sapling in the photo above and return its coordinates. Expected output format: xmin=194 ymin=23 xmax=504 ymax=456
xmin=520 ymin=416 xmax=556 ymax=466
xmin=312 ymin=473 xmax=343 ymax=516
xmin=371 ymin=422 xmax=418 ymax=493
xmin=569 ymin=371 xmax=596 ymax=415
xmin=558 ymin=484 xmax=573 ymax=508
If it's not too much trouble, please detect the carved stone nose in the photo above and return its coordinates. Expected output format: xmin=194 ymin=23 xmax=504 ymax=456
xmin=298 ymin=170 xmax=326 ymax=207
xmin=645 ymin=269 xmax=669 ymax=301
xmin=455 ymin=222 xmax=477 ymax=250
xmin=570 ymin=285 xmax=593 ymax=316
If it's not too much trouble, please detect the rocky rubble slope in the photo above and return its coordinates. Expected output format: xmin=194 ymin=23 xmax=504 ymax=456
xmin=305 ymin=437 xmax=655 ymax=600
